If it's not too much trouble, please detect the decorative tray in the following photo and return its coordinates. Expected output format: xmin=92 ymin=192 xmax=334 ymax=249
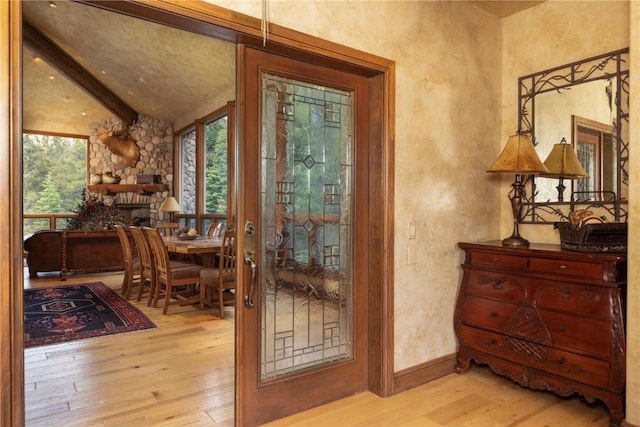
xmin=176 ymin=234 xmax=198 ymax=241
xmin=554 ymin=222 xmax=627 ymax=253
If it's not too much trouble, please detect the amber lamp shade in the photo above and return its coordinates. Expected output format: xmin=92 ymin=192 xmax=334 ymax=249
xmin=541 ymin=138 xmax=588 ymax=202
xmin=159 ymin=196 xmax=181 ymax=222
xmin=487 ymin=134 xmax=549 ymax=248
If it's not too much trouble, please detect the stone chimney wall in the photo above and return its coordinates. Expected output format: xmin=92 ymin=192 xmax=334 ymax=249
xmin=88 ymin=114 xmax=174 ymax=223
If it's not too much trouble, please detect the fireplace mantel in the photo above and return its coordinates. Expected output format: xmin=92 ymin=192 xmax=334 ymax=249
xmin=87 ymin=184 xmax=165 ymax=195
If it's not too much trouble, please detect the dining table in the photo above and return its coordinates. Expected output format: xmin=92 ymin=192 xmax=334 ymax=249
xmin=163 ymin=235 xmax=223 ymax=266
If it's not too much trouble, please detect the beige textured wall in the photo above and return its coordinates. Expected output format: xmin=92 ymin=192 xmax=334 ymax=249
xmin=206 ymin=0 xmax=502 ymax=371
xmin=502 ymin=0 xmax=630 ymax=244
xmin=206 ymin=7 xmax=638 ymax=422
xmin=505 ymin=2 xmax=637 ymax=424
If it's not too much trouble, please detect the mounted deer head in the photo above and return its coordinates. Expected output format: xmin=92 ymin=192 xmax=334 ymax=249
xmin=96 ymin=133 xmax=140 ymax=168
xmin=95 ymin=118 xmax=140 ymax=168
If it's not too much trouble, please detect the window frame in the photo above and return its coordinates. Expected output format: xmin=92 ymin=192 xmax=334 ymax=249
xmin=174 ymin=101 xmax=235 ymax=233
xmin=21 ymin=130 xmax=89 ymax=235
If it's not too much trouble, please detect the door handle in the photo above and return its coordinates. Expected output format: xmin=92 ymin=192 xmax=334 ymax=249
xmin=243 ymin=220 xmax=257 ymax=309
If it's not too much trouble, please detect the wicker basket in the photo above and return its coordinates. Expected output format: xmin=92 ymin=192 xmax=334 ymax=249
xmin=554 ymin=222 xmax=627 ymax=253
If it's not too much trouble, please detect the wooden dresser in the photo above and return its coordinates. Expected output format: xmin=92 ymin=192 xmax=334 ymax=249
xmin=454 ymin=241 xmax=626 ymax=427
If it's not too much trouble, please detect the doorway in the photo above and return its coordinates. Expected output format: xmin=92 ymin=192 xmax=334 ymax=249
xmin=3 ymin=1 xmax=394 ymax=424
xmin=236 ymin=45 xmax=371 ymax=425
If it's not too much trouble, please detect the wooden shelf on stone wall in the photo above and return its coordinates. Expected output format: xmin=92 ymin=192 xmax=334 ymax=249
xmin=87 ymin=184 xmax=166 ymax=195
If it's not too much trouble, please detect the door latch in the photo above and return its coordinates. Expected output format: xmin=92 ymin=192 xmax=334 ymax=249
xmin=243 ymin=220 xmax=257 ymax=309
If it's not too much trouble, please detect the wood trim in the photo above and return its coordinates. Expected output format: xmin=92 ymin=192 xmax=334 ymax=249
xmin=392 ymin=354 xmax=457 ymax=395
xmin=22 ymin=129 xmax=89 ymax=139
xmin=7 ymin=1 xmax=396 ymax=422
xmin=226 ymin=100 xmax=237 ymax=230
xmin=4 ymin=2 xmax=25 ymax=426
xmin=368 ymin=70 xmax=396 ymax=397
xmin=194 ymin=118 xmax=205 ymax=226
xmin=22 ymin=20 xmax=138 ymax=126
xmin=83 ymin=0 xmax=394 ymax=76
xmin=87 ymin=184 xmax=166 ymax=195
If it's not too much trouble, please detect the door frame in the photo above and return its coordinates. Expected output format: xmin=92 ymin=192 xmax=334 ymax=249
xmin=2 ymin=1 xmax=395 ymax=423
xmin=237 ymin=46 xmax=374 ymax=425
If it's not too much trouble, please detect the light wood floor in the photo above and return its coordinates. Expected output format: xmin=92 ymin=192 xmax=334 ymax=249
xmin=24 ymin=270 xmax=611 ymax=426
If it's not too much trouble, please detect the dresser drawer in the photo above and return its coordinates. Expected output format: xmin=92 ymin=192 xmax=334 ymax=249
xmin=529 ymin=258 xmax=604 ymax=280
xmin=470 ymin=251 xmax=528 ymax=271
xmin=460 ymin=326 xmax=611 ymax=388
xmin=534 ymin=284 xmax=612 ymax=318
xmin=461 ymin=295 xmax=519 ymax=332
xmin=539 ymin=309 xmax=612 ymax=359
xmin=466 ymin=269 xmax=526 ymax=303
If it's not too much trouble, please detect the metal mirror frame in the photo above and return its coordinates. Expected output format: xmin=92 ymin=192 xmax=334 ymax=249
xmin=518 ymin=48 xmax=629 ymax=224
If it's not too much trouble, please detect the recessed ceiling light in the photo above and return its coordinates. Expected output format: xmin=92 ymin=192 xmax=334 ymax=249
xmin=127 ymin=90 xmax=135 ymax=96
xmin=81 ymin=112 xmax=87 ymax=116
xmin=49 ymin=76 xmax=55 ymax=80
xmin=48 ymin=1 xmax=57 ymax=8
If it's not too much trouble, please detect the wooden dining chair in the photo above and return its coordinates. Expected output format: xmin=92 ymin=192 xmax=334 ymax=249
xmin=206 ymin=221 xmax=224 ymax=238
xmin=129 ymin=226 xmax=156 ymax=306
xmin=115 ymin=225 xmax=141 ymax=299
xmin=199 ymin=229 xmax=236 ymax=318
xmin=143 ymin=227 xmax=205 ymax=314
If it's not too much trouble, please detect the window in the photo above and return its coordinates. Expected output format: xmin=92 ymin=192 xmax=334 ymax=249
xmin=175 ymin=102 xmax=234 ymax=233
xmin=204 ymin=113 xmax=228 ymax=222
xmin=573 ymin=115 xmax=615 ymax=201
xmin=22 ymin=133 xmax=88 ymax=235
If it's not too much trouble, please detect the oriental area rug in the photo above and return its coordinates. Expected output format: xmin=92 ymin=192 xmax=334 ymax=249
xmin=24 ymin=282 xmax=156 ymax=348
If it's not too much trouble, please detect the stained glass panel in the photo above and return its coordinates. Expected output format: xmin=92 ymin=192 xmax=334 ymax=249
xmin=260 ymin=73 xmax=353 ymax=380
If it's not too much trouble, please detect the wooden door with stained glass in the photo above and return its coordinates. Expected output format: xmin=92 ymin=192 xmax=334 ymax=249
xmin=236 ymin=46 xmax=371 ymax=426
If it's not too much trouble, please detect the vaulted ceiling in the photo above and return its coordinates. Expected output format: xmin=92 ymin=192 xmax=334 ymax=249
xmin=21 ymin=1 xmax=543 ymax=136
xmin=22 ymin=0 xmax=236 ymax=135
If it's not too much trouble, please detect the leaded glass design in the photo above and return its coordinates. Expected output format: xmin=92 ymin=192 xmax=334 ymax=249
xmin=577 ymin=141 xmax=596 ymax=196
xmin=260 ymin=73 xmax=353 ymax=381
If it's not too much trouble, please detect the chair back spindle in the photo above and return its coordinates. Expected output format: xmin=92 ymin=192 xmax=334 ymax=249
xmin=129 ymin=226 xmax=156 ymax=306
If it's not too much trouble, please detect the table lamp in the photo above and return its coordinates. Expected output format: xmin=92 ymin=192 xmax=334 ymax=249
xmin=487 ymin=134 xmax=549 ymax=247
xmin=159 ymin=196 xmax=181 ymax=222
xmin=541 ymin=137 xmax=588 ymax=202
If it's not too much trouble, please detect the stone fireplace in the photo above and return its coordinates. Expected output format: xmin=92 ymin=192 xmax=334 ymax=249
xmin=88 ymin=114 xmax=174 ymax=224
xmin=117 ymin=203 xmax=151 ymax=227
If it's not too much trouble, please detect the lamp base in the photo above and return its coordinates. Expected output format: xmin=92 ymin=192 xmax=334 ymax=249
xmin=502 ymin=174 xmax=531 ymax=248
xmin=502 ymin=235 xmax=530 ymax=248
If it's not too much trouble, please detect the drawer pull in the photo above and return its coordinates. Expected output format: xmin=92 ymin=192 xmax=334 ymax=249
xmin=559 ymin=265 xmax=567 ymax=270
xmin=557 ymin=325 xmax=566 ymax=332
xmin=562 ymin=287 xmax=570 ymax=294
xmin=492 ymin=258 xmax=500 ymax=263
xmin=490 ymin=312 xmax=498 ymax=318
xmin=556 ymin=357 xmax=565 ymax=366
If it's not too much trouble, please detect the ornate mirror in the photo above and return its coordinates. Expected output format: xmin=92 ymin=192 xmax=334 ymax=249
xmin=519 ymin=48 xmax=629 ymax=224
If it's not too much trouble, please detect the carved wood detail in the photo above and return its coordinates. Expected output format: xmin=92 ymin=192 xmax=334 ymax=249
xmin=455 ymin=242 xmax=626 ymax=427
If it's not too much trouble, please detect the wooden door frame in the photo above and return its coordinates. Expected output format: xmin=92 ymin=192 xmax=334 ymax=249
xmin=2 ymin=1 xmax=395 ymax=423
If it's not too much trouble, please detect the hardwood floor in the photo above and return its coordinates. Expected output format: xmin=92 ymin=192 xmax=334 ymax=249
xmin=24 ymin=270 xmax=235 ymax=426
xmin=24 ymin=270 xmax=611 ymax=426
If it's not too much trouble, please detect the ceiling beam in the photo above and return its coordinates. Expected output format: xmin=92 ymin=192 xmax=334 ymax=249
xmin=22 ymin=20 xmax=138 ymax=126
